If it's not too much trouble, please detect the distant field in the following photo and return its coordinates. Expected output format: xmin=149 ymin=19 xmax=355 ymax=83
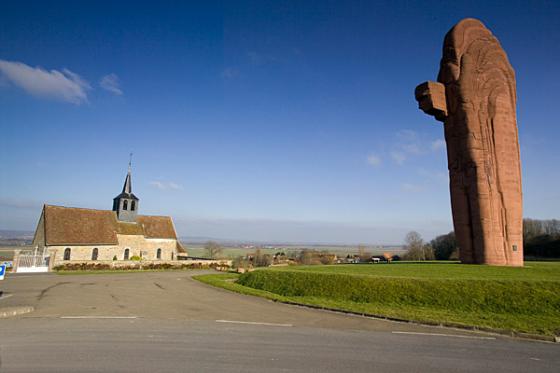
xmin=0 ymin=244 xmax=403 ymax=261
xmin=185 ymin=246 xmax=288 ymax=259
xmin=184 ymin=244 xmax=405 ymax=259
xmin=0 ymin=246 xmax=31 ymax=261
xmin=270 ymin=262 xmax=560 ymax=281
xmin=195 ymin=261 xmax=560 ymax=337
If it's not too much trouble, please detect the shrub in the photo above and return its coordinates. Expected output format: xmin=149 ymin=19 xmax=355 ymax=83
xmin=54 ymin=263 xmax=111 ymax=271
xmin=130 ymin=255 xmax=142 ymax=261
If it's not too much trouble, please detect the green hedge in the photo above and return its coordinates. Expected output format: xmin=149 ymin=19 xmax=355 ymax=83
xmin=237 ymin=270 xmax=560 ymax=316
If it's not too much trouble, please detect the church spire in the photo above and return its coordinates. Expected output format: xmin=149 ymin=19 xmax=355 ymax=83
xmin=113 ymin=154 xmax=139 ymax=222
xmin=122 ymin=153 xmax=133 ymax=194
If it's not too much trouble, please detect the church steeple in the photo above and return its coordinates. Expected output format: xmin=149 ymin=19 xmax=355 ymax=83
xmin=113 ymin=154 xmax=139 ymax=222
xmin=122 ymin=157 xmax=133 ymax=194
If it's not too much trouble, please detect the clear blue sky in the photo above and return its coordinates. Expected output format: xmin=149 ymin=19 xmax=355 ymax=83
xmin=1 ymin=1 xmax=559 ymax=244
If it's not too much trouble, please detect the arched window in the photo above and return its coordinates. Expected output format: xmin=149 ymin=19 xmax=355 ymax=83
xmin=123 ymin=200 xmax=128 ymax=210
xmin=171 ymin=252 xmax=174 ymax=260
xmin=92 ymin=248 xmax=98 ymax=261
xmin=124 ymin=248 xmax=130 ymax=260
xmin=131 ymin=201 xmax=136 ymax=211
xmin=64 ymin=248 xmax=71 ymax=261
xmin=156 ymin=248 xmax=162 ymax=259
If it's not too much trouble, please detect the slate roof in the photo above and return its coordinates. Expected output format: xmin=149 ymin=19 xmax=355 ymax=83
xmin=113 ymin=169 xmax=139 ymax=201
xmin=113 ymin=192 xmax=139 ymax=201
xmin=42 ymin=205 xmax=182 ymax=249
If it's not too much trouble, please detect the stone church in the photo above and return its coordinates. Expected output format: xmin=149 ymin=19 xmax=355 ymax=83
xmin=32 ymin=166 xmax=186 ymax=265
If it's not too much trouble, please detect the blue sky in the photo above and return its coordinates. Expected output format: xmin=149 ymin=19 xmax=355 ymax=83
xmin=1 ymin=1 xmax=559 ymax=244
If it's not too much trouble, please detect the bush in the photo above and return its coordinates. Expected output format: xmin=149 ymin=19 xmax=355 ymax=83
xmin=54 ymin=263 xmax=111 ymax=271
xmin=53 ymin=261 xmax=231 ymax=272
xmin=130 ymin=255 xmax=142 ymax=261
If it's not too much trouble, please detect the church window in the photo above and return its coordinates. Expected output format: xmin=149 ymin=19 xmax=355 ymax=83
xmin=92 ymin=248 xmax=98 ymax=261
xmin=64 ymin=248 xmax=71 ymax=261
xmin=124 ymin=248 xmax=130 ymax=260
xmin=131 ymin=201 xmax=135 ymax=211
xmin=157 ymin=248 xmax=162 ymax=259
xmin=123 ymin=200 xmax=128 ymax=210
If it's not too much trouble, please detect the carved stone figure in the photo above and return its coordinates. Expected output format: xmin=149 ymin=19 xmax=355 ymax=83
xmin=415 ymin=18 xmax=523 ymax=266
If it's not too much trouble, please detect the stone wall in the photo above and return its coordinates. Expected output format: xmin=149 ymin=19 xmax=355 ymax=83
xmin=47 ymin=235 xmax=179 ymax=266
xmin=116 ymin=235 xmax=177 ymax=260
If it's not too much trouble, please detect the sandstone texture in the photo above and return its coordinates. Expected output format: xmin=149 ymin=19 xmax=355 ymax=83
xmin=415 ymin=18 xmax=523 ymax=266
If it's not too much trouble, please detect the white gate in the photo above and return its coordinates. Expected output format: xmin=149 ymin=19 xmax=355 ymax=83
xmin=16 ymin=249 xmax=50 ymax=273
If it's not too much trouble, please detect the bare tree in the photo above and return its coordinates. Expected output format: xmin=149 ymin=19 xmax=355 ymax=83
xmin=319 ymin=250 xmax=336 ymax=265
xmin=357 ymin=245 xmax=371 ymax=262
xmin=403 ymin=231 xmax=426 ymax=261
xmin=253 ymin=248 xmax=272 ymax=267
xmin=233 ymin=255 xmax=248 ymax=269
xmin=204 ymin=241 xmax=223 ymax=259
xmin=422 ymin=243 xmax=435 ymax=260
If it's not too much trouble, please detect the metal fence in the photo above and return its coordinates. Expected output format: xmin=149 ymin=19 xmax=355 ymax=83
xmin=16 ymin=253 xmax=50 ymax=273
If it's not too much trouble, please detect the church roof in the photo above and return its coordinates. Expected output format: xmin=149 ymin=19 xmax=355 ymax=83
xmin=137 ymin=215 xmax=178 ymax=239
xmin=42 ymin=205 xmax=181 ymax=247
xmin=113 ymin=192 xmax=139 ymax=201
xmin=44 ymin=205 xmax=118 ymax=245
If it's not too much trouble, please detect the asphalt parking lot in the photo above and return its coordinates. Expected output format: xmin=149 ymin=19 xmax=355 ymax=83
xmin=0 ymin=271 xmax=558 ymax=372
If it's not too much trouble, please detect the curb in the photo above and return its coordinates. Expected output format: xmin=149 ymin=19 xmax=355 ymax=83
xmin=277 ymin=300 xmax=559 ymax=343
xmin=0 ymin=306 xmax=34 ymax=318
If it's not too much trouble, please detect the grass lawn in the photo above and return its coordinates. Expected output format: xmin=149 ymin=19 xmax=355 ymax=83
xmin=193 ymin=262 xmax=560 ymax=338
xmin=269 ymin=261 xmax=560 ymax=281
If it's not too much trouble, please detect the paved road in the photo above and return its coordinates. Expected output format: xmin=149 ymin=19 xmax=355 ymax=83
xmin=0 ymin=271 xmax=558 ymax=372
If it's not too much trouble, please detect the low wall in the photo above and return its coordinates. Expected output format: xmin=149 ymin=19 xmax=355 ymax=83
xmin=53 ymin=259 xmax=232 ymax=271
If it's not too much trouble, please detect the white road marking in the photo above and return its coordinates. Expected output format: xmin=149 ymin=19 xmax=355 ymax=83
xmin=0 ymin=294 xmax=14 ymax=300
xmin=392 ymin=331 xmax=495 ymax=340
xmin=60 ymin=316 xmax=138 ymax=319
xmin=216 ymin=319 xmax=293 ymax=327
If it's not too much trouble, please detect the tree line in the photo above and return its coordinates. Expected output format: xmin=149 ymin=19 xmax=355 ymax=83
xmin=404 ymin=218 xmax=560 ymax=260
xmin=523 ymin=218 xmax=560 ymax=258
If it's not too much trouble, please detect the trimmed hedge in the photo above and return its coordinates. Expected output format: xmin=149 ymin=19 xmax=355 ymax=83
xmin=54 ymin=262 xmax=228 ymax=271
xmin=237 ymin=270 xmax=560 ymax=316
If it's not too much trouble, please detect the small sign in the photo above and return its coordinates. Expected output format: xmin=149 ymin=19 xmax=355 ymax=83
xmin=0 ymin=264 xmax=5 ymax=280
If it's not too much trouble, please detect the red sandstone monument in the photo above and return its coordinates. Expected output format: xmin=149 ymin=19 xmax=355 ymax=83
xmin=415 ymin=18 xmax=523 ymax=266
